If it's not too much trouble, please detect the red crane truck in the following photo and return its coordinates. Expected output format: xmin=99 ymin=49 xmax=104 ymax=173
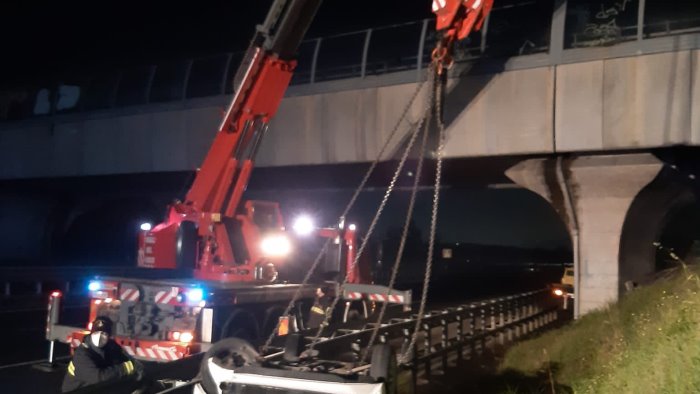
xmin=45 ymin=0 xmax=413 ymax=364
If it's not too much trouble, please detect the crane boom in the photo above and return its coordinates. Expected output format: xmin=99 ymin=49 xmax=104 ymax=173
xmin=138 ymin=0 xmax=322 ymax=282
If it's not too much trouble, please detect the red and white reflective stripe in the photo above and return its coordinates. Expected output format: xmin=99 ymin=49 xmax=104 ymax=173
xmin=124 ymin=345 xmax=182 ymax=361
xmin=70 ymin=337 xmax=81 ymax=348
xmin=432 ymin=0 xmax=447 ymax=11
xmin=368 ymin=293 xmax=404 ymax=303
xmin=154 ymin=287 xmax=179 ymax=304
xmin=123 ymin=345 xmax=136 ymax=357
xmin=119 ymin=288 xmax=140 ymax=302
xmin=145 ymin=348 xmax=157 ymax=359
xmin=344 ymin=292 xmax=362 ymax=300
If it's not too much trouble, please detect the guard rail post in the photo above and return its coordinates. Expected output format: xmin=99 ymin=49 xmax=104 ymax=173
xmin=497 ymin=298 xmax=505 ymax=345
xmin=479 ymin=302 xmax=487 ymax=355
xmin=521 ymin=296 xmax=528 ymax=335
xmin=440 ymin=314 xmax=448 ymax=372
xmin=423 ymin=320 xmax=431 ymax=379
xmin=467 ymin=306 xmax=475 ymax=360
xmin=455 ymin=310 xmax=464 ymax=363
xmin=528 ymin=294 xmax=535 ymax=333
xmin=516 ymin=295 xmax=522 ymax=337
xmin=402 ymin=325 xmax=418 ymax=389
xmin=506 ymin=296 xmax=514 ymax=342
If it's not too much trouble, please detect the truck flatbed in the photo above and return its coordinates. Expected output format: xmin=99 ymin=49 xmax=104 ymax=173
xmin=97 ymin=276 xmax=321 ymax=305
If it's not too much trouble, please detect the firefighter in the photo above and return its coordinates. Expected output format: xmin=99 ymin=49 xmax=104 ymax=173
xmin=307 ymin=286 xmax=332 ymax=328
xmin=62 ymin=316 xmax=143 ymax=392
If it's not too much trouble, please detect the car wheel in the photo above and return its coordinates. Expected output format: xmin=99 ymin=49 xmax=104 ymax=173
xmin=199 ymin=337 xmax=259 ymax=394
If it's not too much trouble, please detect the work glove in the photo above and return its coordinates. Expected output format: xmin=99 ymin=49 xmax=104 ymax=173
xmin=122 ymin=360 xmax=136 ymax=375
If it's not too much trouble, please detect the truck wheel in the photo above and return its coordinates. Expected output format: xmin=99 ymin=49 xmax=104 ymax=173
xmin=176 ymin=221 xmax=198 ymax=270
xmin=199 ymin=337 xmax=260 ymax=394
xmin=369 ymin=344 xmax=398 ymax=394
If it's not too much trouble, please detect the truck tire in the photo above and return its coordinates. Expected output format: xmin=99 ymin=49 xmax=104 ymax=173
xmin=199 ymin=337 xmax=260 ymax=394
xmin=176 ymin=221 xmax=198 ymax=270
xmin=369 ymin=344 xmax=398 ymax=394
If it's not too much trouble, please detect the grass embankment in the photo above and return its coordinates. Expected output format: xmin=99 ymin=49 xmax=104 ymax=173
xmin=493 ymin=265 xmax=700 ymax=393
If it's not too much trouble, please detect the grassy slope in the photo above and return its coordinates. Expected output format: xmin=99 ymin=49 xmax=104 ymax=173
xmin=496 ymin=266 xmax=700 ymax=394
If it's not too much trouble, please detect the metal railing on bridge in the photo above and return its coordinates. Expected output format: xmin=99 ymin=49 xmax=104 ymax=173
xmin=1 ymin=1 xmax=699 ymax=122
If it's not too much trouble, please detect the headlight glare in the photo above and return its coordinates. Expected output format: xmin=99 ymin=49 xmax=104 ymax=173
xmin=260 ymin=234 xmax=291 ymax=257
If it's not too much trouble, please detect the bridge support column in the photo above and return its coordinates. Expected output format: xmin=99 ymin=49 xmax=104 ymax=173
xmin=506 ymin=153 xmax=663 ymax=317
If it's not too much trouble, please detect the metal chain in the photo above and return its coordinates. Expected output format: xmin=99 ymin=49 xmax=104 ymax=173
xmin=309 ymin=85 xmax=437 ymax=349
xmin=400 ymin=69 xmax=445 ymax=364
xmin=262 ymin=73 xmax=429 ymax=351
xmin=361 ymin=90 xmax=432 ymax=362
xmin=309 ymin=116 xmax=424 ymax=349
xmin=338 ymin=76 xmax=429 ymax=220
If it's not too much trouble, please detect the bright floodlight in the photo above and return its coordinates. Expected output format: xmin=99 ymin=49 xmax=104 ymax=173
xmin=140 ymin=222 xmax=152 ymax=231
xmin=292 ymin=216 xmax=314 ymax=236
xmin=261 ymin=234 xmax=292 ymax=257
xmin=348 ymin=224 xmax=357 ymax=231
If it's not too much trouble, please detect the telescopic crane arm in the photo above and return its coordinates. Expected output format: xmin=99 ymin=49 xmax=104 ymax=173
xmin=139 ymin=0 xmax=322 ymax=282
xmin=186 ymin=0 xmax=322 ymax=215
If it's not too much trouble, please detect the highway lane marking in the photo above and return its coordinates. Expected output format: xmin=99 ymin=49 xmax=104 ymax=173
xmin=0 ymin=355 xmax=70 ymax=370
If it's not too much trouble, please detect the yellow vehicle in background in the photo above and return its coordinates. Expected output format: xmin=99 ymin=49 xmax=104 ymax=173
xmin=551 ymin=266 xmax=574 ymax=308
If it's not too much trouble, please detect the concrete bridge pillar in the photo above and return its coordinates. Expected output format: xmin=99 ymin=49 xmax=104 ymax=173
xmin=506 ymin=153 xmax=663 ymax=317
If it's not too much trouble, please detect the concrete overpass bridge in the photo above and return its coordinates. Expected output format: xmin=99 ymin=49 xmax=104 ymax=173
xmin=2 ymin=1 xmax=700 ymax=316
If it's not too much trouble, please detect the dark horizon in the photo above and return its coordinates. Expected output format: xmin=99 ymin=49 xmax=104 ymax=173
xmin=0 ymin=156 xmax=572 ymax=267
xmin=0 ymin=0 xmax=435 ymax=87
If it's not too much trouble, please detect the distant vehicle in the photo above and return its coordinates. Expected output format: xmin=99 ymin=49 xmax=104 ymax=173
xmin=551 ymin=266 xmax=574 ymax=300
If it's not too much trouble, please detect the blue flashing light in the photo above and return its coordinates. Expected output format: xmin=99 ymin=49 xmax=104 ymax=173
xmin=88 ymin=281 xmax=102 ymax=292
xmin=186 ymin=288 xmax=204 ymax=303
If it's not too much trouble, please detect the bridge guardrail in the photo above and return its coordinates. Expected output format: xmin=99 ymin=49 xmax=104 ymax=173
xmin=2 ymin=3 xmax=699 ymax=122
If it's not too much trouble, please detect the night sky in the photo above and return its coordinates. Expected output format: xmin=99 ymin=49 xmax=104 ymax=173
xmin=0 ymin=0 xmax=433 ymax=87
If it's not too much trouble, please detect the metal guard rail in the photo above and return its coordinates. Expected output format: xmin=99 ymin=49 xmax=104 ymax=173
xmin=306 ymin=289 xmax=560 ymax=379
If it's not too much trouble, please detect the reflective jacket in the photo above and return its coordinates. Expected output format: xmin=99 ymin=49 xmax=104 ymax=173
xmin=307 ymin=294 xmax=332 ymax=328
xmin=61 ymin=338 xmax=131 ymax=392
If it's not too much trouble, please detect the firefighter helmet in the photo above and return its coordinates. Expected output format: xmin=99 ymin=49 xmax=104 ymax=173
xmin=91 ymin=316 xmax=113 ymax=336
